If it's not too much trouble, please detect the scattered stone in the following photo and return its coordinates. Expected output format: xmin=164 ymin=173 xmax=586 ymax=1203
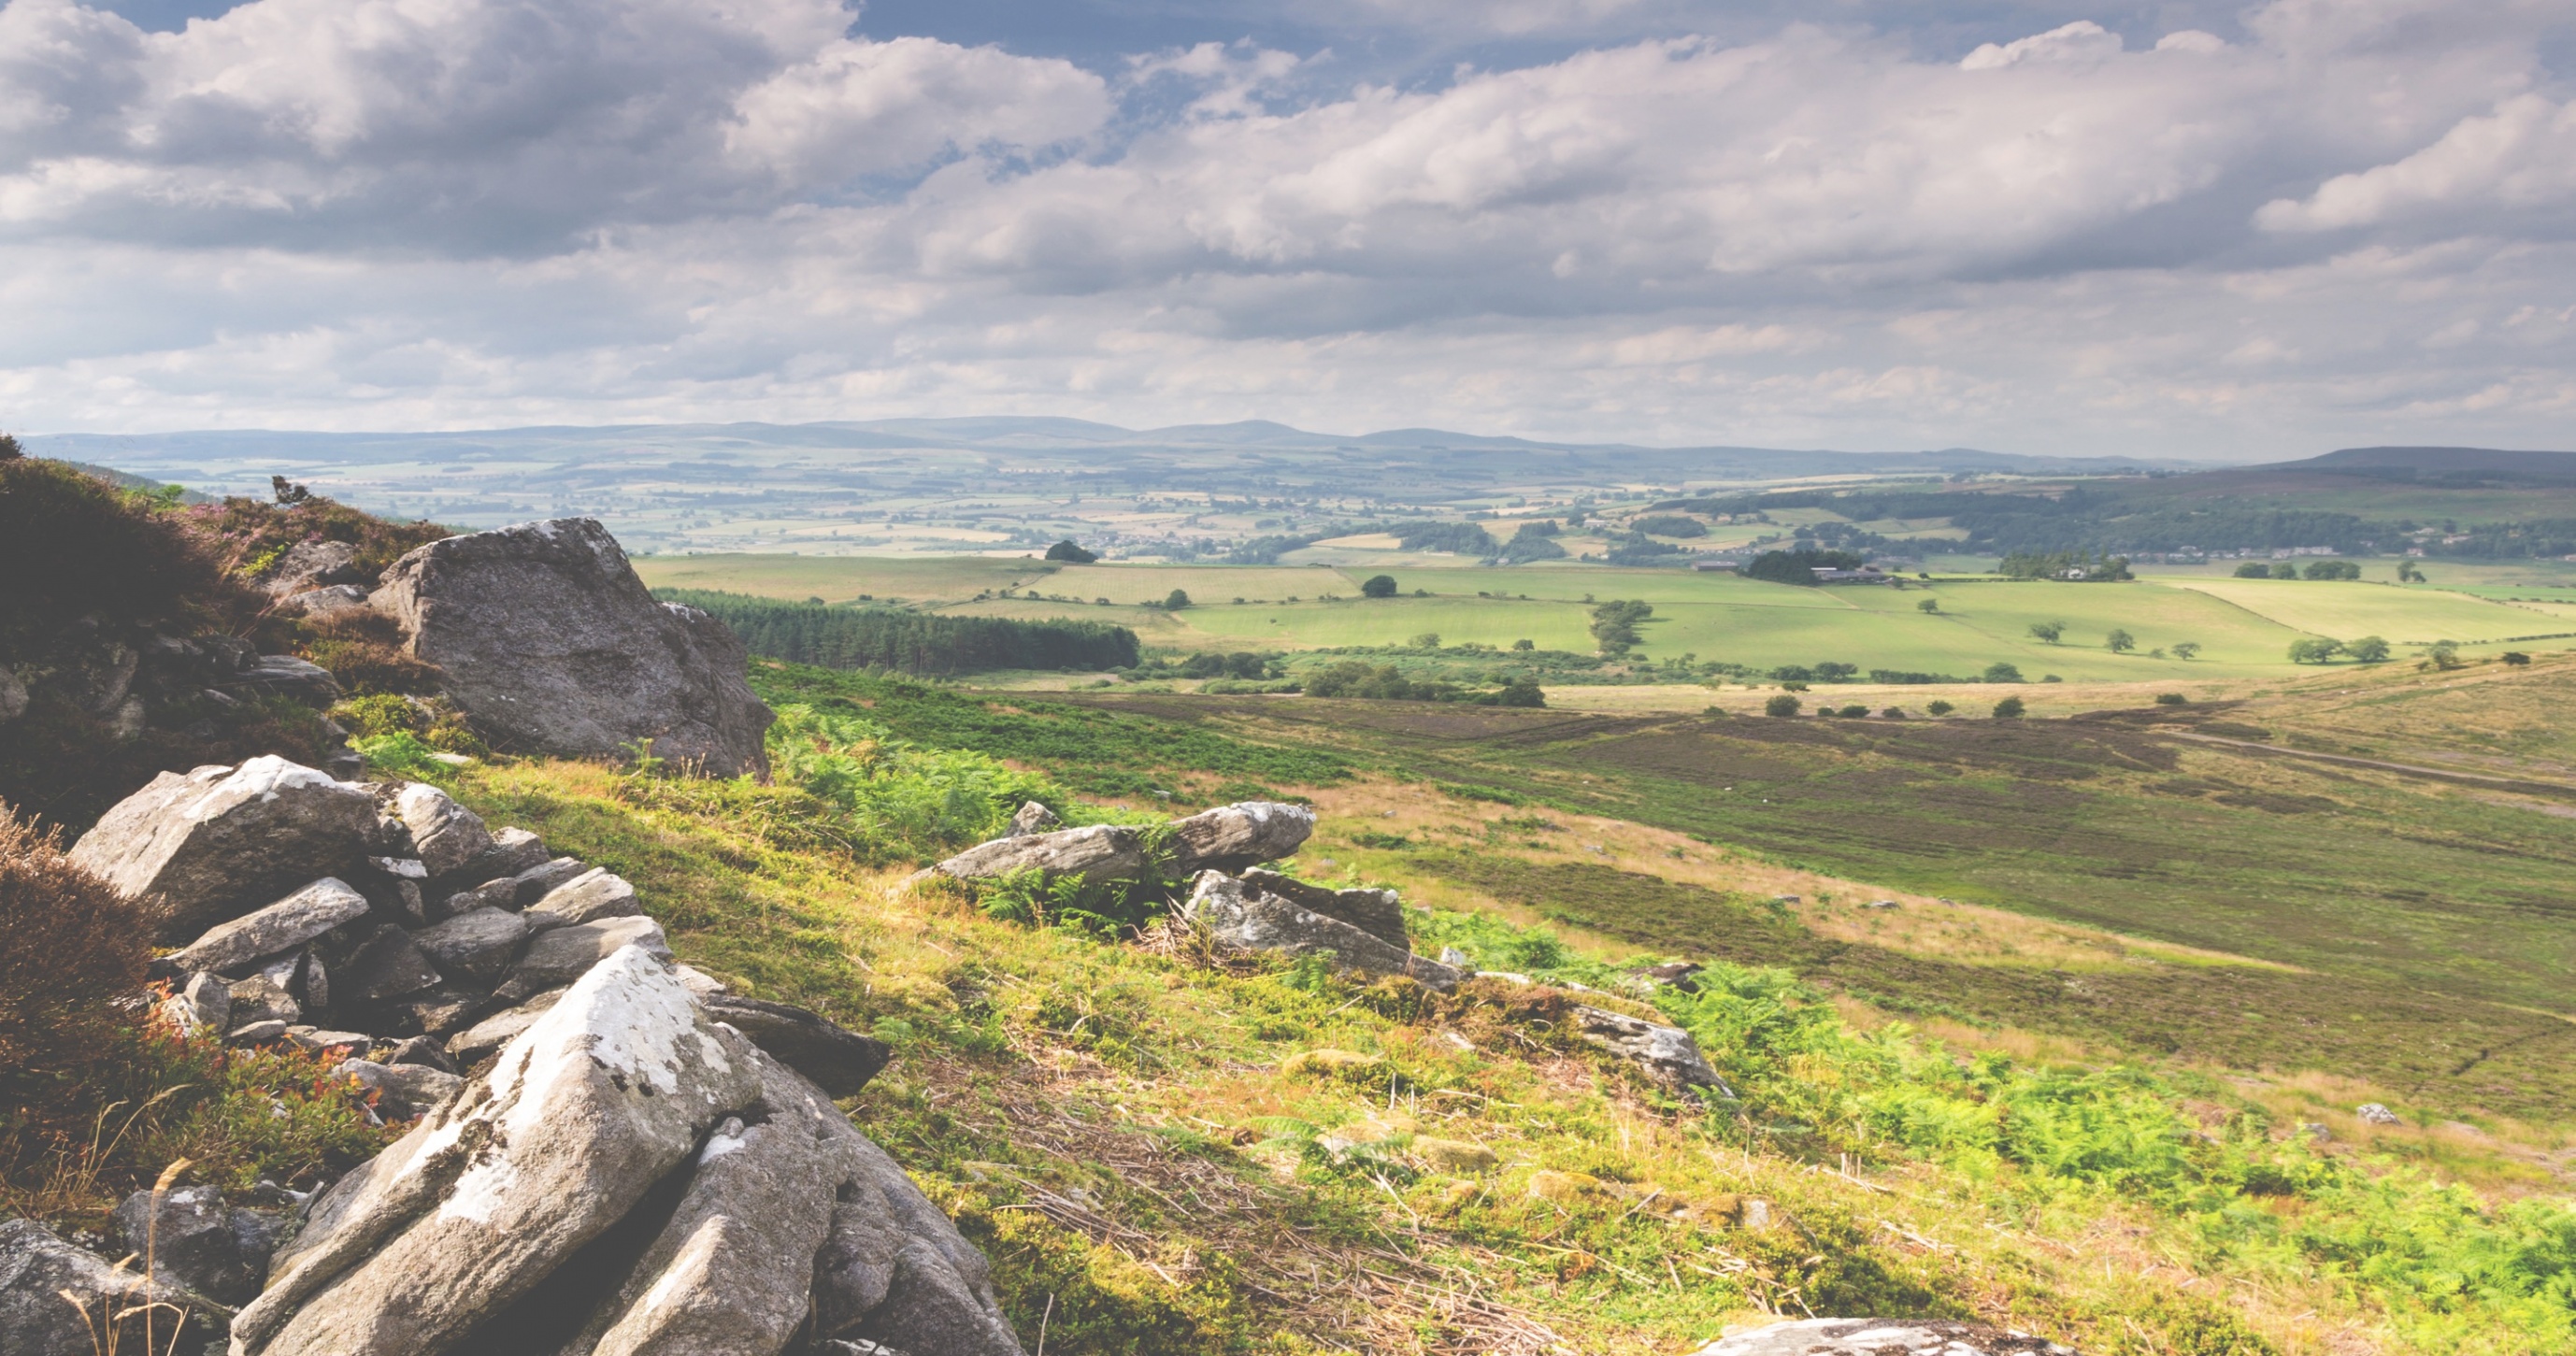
xmin=2298 ymin=1122 xmax=2333 ymax=1142
xmin=165 ymin=877 xmax=371 ymax=976
xmin=2356 ymin=1103 xmax=2401 ymax=1126
xmin=227 ymin=973 xmax=302 ymax=1028
xmin=384 ymin=990 xmax=484 ymax=1038
xmin=508 ymin=855 xmax=592 ymax=906
xmin=434 ymin=826 xmax=548 ymax=894
xmin=370 ymin=517 xmax=775 ymax=777
xmin=233 ymin=946 xmax=765 ymax=1356
xmin=0 ymin=1217 xmax=214 ymax=1356
xmin=1689 ymin=1319 xmax=2078 ymax=1355
xmin=1438 ymin=947 xmax=1469 ymax=967
xmin=1861 ymin=899 xmax=1900 ymax=910
xmin=524 ymin=866 xmax=641 ymax=931
xmin=410 ymin=906 xmax=530 ymax=986
xmin=365 ymin=856 xmax=427 ymax=880
xmin=1773 ymin=895 xmax=1801 ymax=905
xmin=500 ymin=914 xmax=672 ymax=1000
xmin=1639 ymin=962 xmax=1704 ymax=992
xmin=1006 ymin=801 xmax=1061 ymax=836
xmin=431 ymin=876 xmax=518 ymax=921
xmin=255 ymin=948 xmax=330 ymax=1012
xmin=1166 ymin=801 xmax=1316 ymax=874
xmin=1184 ymin=871 xmax=1460 ymax=991
xmin=337 ymin=923 xmax=443 ymax=1003
xmin=1571 ymin=1006 xmax=1732 ymax=1096
xmin=162 ymin=970 xmax=232 ymax=1035
xmin=702 ymin=993 xmax=891 ymax=1098
xmin=69 ymin=757 xmax=376 ymax=940
xmin=1413 ymin=1137 xmax=1499 ymax=1172
xmin=383 ymin=1034 xmax=456 ymax=1073
xmin=285 ymin=1027 xmax=373 ymax=1059
xmin=445 ymin=987 xmax=569 ymax=1066
xmin=394 ymin=782 xmax=494 ymax=878
xmin=933 ymin=823 xmax=1146 ymax=886
xmin=332 ymin=1058 xmax=465 ymax=1120
xmin=111 ymin=1182 xmax=271 ymax=1305
xmin=258 ymin=539 xmax=366 ymax=595
xmin=283 ymin=584 xmax=375 ymax=621
xmin=226 ymin=1019 xmax=290 ymax=1045
xmin=1238 ymin=867 xmax=1407 ymax=949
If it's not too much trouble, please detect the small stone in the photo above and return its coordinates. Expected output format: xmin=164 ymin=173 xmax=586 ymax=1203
xmin=384 ymin=1035 xmax=457 ymax=1073
xmin=385 ymin=990 xmax=483 ymax=1037
xmin=1861 ymin=899 xmax=1900 ymax=910
xmin=2297 ymin=1122 xmax=2333 ymax=1142
xmin=1438 ymin=947 xmax=1469 ymax=967
xmin=2355 ymin=1103 xmax=2402 ymax=1126
xmin=934 ymin=823 xmax=1147 ymax=886
xmin=339 ymin=924 xmax=444 ymax=1003
xmin=227 ymin=973 xmax=301 ymax=1027
xmin=411 ymin=906 xmax=530 ymax=986
xmin=435 ymin=825 xmax=548 ymax=892
xmin=395 ymin=783 xmax=495 ymax=878
xmin=287 ymin=1027 xmax=373 ymax=1059
xmin=1007 ymin=801 xmax=1061 ymax=836
xmin=1572 ymin=1006 xmax=1731 ymax=1096
xmin=68 ymin=756 xmax=376 ymax=942
xmin=1690 ymin=1318 xmax=2077 ymax=1356
xmin=673 ymin=963 xmax=728 ymax=998
xmin=1412 ymin=1137 xmax=1498 ymax=1172
xmin=163 ymin=970 xmax=232 ymax=1035
xmin=523 ymin=867 xmax=640 ymax=931
xmin=227 ymin=1019 xmax=291 ymax=1045
xmin=333 ymin=1059 xmax=465 ymax=1120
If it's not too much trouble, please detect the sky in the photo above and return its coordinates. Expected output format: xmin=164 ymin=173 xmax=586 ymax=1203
xmin=0 ymin=0 xmax=2571 ymax=459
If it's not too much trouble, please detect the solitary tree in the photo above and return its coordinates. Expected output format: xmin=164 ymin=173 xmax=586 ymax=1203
xmin=1045 ymin=539 xmax=1097 ymax=564
xmin=2028 ymin=621 xmax=2063 ymax=643
xmin=1765 ymin=693 xmax=1802 ymax=718
xmin=2170 ymin=641 xmax=2201 ymax=660
xmin=1164 ymin=589 xmax=1192 ymax=611
xmin=2346 ymin=635 xmax=2392 ymax=664
xmin=2105 ymin=629 xmax=2136 ymax=653
xmin=1982 ymin=661 xmax=2025 ymax=683
xmin=1407 ymin=632 xmax=1442 ymax=649
xmin=1992 ymin=695 xmax=2026 ymax=718
xmin=1511 ymin=638 xmax=1535 ymax=650
xmin=2287 ymin=638 xmax=2342 ymax=664
xmin=1361 ymin=574 xmax=1398 ymax=598
xmin=2425 ymin=641 xmax=2463 ymax=670
xmin=1917 ymin=598 xmax=1940 ymax=613
xmin=2397 ymin=560 xmax=2426 ymax=583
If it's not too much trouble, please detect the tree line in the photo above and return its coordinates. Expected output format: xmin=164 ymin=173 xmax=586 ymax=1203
xmin=659 ymin=590 xmax=1141 ymax=676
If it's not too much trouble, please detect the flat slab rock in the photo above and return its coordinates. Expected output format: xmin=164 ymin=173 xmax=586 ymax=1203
xmin=371 ymin=518 xmax=773 ymax=777
xmin=1238 ymin=868 xmax=1406 ymax=949
xmin=167 ymin=877 xmax=370 ymax=976
xmin=935 ymin=823 xmax=1144 ymax=885
xmin=70 ymin=757 xmax=377 ymax=941
xmin=1184 ymin=870 xmax=1460 ymax=991
xmin=1692 ymin=1319 xmax=2079 ymax=1355
xmin=1167 ymin=802 xmax=1314 ymax=874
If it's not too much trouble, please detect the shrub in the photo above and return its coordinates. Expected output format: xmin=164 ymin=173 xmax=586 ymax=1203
xmin=1765 ymin=694 xmax=1802 ymax=718
xmin=2425 ymin=641 xmax=2463 ymax=671
xmin=2273 ymin=563 xmax=2299 ymax=579
xmin=1982 ymin=662 xmax=2025 ymax=683
xmin=1880 ymin=707 xmax=1905 ymax=719
xmin=1360 ymin=575 xmax=1397 ymax=598
xmin=0 ymin=803 xmax=160 ymax=1154
xmin=2502 ymin=650 xmax=2532 ymax=665
xmin=1837 ymin=705 xmax=1868 ymax=718
xmin=1162 ymin=590 xmax=1191 ymax=611
xmin=2154 ymin=692 xmax=2188 ymax=706
xmin=1927 ymin=700 xmax=1953 ymax=716
xmin=2105 ymin=628 xmax=2135 ymax=653
xmin=1917 ymin=598 xmax=1939 ymax=612
xmin=186 ymin=491 xmax=446 ymax=583
xmin=1589 ymin=600 xmax=1653 ymax=653
xmin=2302 ymin=559 xmax=2361 ymax=580
xmin=1495 ymin=680 xmax=1545 ymax=708
xmin=0 ymin=458 xmax=253 ymax=649
xmin=1992 ymin=696 xmax=2026 ymax=718
xmin=1406 ymin=632 xmax=1441 ymax=649
xmin=2028 ymin=621 xmax=2063 ymax=643
xmin=2234 ymin=562 xmax=2273 ymax=578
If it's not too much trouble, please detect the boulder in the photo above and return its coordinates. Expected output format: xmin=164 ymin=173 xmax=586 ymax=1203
xmin=165 ymin=878 xmax=371 ymax=976
xmin=69 ymin=758 xmax=377 ymax=941
xmin=0 ymin=1217 xmax=214 ymax=1356
xmin=394 ymin=784 xmax=494 ymax=878
xmin=431 ymin=825 xmax=547 ymax=896
xmin=332 ymin=1059 xmax=465 ymax=1120
xmin=384 ymin=1034 xmax=457 ymax=1073
xmin=1690 ymin=1319 xmax=2078 ymax=1355
xmin=370 ymin=518 xmax=773 ymax=777
xmin=431 ymin=876 xmax=517 ymax=922
xmin=701 ymin=994 xmax=891 ymax=1098
xmin=2356 ymin=1103 xmax=2401 ymax=1126
xmin=227 ymin=1019 xmax=290 ymax=1045
xmin=500 ymin=914 xmax=673 ymax=1000
xmin=1006 ymin=801 xmax=1060 ymax=836
xmin=524 ymin=867 xmax=640 ymax=931
xmin=508 ymin=856 xmax=592 ymax=906
xmin=111 ymin=1183 xmax=274 ymax=1306
xmin=1238 ymin=868 xmax=1406 ymax=949
xmin=231 ymin=946 xmax=765 ymax=1356
xmin=1571 ymin=1006 xmax=1731 ymax=1096
xmin=1166 ymin=801 xmax=1315 ymax=875
xmin=284 ymin=1027 xmax=373 ymax=1059
xmin=258 ymin=539 xmax=366 ymax=595
xmin=227 ymin=973 xmax=301 ymax=1028
xmin=410 ymin=906 xmax=530 ymax=986
xmin=1183 ymin=871 xmax=1460 ymax=991
xmin=934 ymin=823 xmax=1144 ymax=885
xmin=281 ymin=585 xmax=375 ymax=621
xmin=163 ymin=971 xmax=232 ymax=1035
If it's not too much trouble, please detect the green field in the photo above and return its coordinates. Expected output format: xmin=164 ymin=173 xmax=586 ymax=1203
xmin=639 ymin=552 xmax=2576 ymax=677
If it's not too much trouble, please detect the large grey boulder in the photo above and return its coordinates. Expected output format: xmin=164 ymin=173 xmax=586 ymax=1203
xmin=257 ymin=539 xmax=366 ymax=596
xmin=935 ymin=823 xmax=1145 ymax=886
xmin=0 ymin=1217 xmax=213 ymax=1355
xmin=501 ymin=915 xmax=672 ymax=1000
xmin=70 ymin=758 xmax=376 ymax=940
xmin=231 ymin=945 xmax=765 ymax=1356
xmin=702 ymin=994 xmax=890 ymax=1098
xmin=524 ymin=867 xmax=640 ymax=931
xmin=1167 ymin=801 xmax=1314 ymax=875
xmin=410 ymin=906 xmax=529 ymax=986
xmin=1572 ymin=1006 xmax=1731 ymax=1097
xmin=1691 ymin=1319 xmax=2078 ymax=1355
xmin=165 ymin=878 xmax=371 ymax=976
xmin=1238 ymin=868 xmax=1407 ymax=950
xmin=111 ymin=1183 xmax=277 ymax=1306
xmin=1182 ymin=871 xmax=1460 ymax=990
xmin=370 ymin=518 xmax=772 ymax=777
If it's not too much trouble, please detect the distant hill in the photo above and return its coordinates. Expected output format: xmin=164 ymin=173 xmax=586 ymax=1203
xmin=2270 ymin=446 xmax=2576 ymax=484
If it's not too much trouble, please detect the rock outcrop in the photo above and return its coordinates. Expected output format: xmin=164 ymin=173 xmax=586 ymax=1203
xmin=371 ymin=518 xmax=773 ymax=777
xmin=1184 ymin=870 xmax=1462 ymax=990
xmin=1571 ymin=1006 xmax=1732 ymax=1096
xmin=1691 ymin=1318 xmax=2079 ymax=1355
xmin=0 ymin=1217 xmax=217 ymax=1356
xmin=68 ymin=758 xmax=376 ymax=940
xmin=1238 ymin=868 xmax=1406 ymax=950
xmin=935 ymin=823 xmax=1146 ymax=885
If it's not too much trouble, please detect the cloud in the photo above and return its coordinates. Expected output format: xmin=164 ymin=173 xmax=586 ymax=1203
xmin=0 ymin=0 xmax=2566 ymax=455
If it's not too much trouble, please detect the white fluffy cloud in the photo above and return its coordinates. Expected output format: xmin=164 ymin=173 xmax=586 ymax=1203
xmin=0 ymin=0 xmax=2568 ymax=456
